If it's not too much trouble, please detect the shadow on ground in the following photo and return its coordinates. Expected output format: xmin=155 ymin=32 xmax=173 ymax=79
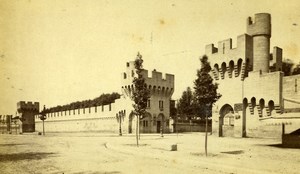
xmin=0 ymin=152 xmax=56 ymax=162
xmin=72 ymin=171 xmax=121 ymax=174
xmin=123 ymin=144 xmax=148 ymax=147
xmin=190 ymin=152 xmax=219 ymax=157
xmin=220 ymin=150 xmax=244 ymax=155
xmin=0 ymin=143 xmax=29 ymax=147
xmin=266 ymin=143 xmax=300 ymax=149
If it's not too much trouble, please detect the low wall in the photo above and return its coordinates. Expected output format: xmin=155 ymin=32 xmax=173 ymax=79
xmin=173 ymin=123 xmax=212 ymax=133
xmin=0 ymin=124 xmax=20 ymax=134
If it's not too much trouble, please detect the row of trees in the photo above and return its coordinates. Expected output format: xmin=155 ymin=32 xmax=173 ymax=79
xmin=177 ymin=56 xmax=221 ymax=121
xmin=177 ymin=87 xmax=206 ymax=120
xmin=274 ymin=59 xmax=300 ymax=76
xmin=44 ymin=93 xmax=121 ymax=113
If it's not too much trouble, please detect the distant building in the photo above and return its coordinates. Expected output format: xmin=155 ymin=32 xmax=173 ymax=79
xmin=207 ymin=13 xmax=300 ymax=138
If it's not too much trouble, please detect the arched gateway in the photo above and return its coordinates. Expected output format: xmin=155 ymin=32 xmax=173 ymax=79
xmin=219 ymin=104 xmax=234 ymax=137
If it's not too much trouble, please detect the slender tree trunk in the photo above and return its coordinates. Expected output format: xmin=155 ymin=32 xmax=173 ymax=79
xmin=205 ymin=111 xmax=208 ymax=157
xmin=42 ymin=120 xmax=45 ymax=136
xmin=136 ymin=116 xmax=139 ymax=147
xmin=119 ymin=117 xmax=122 ymax=136
xmin=138 ymin=116 xmax=141 ymax=140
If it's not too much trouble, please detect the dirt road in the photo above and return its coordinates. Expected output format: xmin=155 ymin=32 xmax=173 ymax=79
xmin=0 ymin=133 xmax=299 ymax=174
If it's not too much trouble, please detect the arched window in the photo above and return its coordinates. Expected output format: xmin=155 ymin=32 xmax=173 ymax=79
xmin=221 ymin=62 xmax=227 ymax=79
xmin=268 ymin=100 xmax=275 ymax=116
xmin=251 ymin=97 xmax=256 ymax=115
xmin=237 ymin=59 xmax=243 ymax=76
xmin=214 ymin=64 xmax=219 ymax=72
xmin=214 ymin=64 xmax=219 ymax=77
xmin=259 ymin=99 xmax=265 ymax=117
xmin=229 ymin=60 xmax=234 ymax=78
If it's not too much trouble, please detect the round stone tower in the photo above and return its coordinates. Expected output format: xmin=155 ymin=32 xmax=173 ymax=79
xmin=247 ymin=13 xmax=271 ymax=73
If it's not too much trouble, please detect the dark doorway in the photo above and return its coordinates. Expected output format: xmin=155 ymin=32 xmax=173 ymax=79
xmin=157 ymin=121 xmax=161 ymax=133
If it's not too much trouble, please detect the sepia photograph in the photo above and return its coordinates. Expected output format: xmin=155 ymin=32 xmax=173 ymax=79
xmin=0 ymin=0 xmax=300 ymax=173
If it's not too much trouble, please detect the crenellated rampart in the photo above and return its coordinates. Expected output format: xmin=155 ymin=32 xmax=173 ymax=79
xmin=34 ymin=99 xmax=131 ymax=133
xmin=121 ymin=61 xmax=174 ymax=97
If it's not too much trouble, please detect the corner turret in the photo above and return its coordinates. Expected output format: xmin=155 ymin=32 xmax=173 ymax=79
xmin=17 ymin=101 xmax=39 ymax=132
xmin=247 ymin=13 xmax=271 ymax=73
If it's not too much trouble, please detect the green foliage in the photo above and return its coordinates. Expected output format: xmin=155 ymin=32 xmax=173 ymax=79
xmin=193 ymin=55 xmax=221 ymax=116
xmin=44 ymin=92 xmax=120 ymax=113
xmin=132 ymin=52 xmax=150 ymax=118
xmin=169 ymin=100 xmax=177 ymax=119
xmin=282 ymin=59 xmax=294 ymax=76
xmin=177 ymin=87 xmax=195 ymax=119
xmin=177 ymin=87 xmax=210 ymax=120
xmin=292 ymin=62 xmax=300 ymax=75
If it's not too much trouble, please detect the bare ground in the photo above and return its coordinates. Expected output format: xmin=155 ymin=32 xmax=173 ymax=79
xmin=0 ymin=132 xmax=299 ymax=174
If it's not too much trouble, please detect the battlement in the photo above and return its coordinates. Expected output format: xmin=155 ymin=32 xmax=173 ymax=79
xmin=205 ymin=38 xmax=234 ymax=55
xmin=142 ymin=69 xmax=175 ymax=83
xmin=205 ymin=34 xmax=252 ymax=57
xmin=122 ymin=61 xmax=174 ymax=88
xmin=17 ymin=101 xmax=39 ymax=112
xmin=34 ymin=102 xmax=116 ymax=121
xmin=247 ymin=13 xmax=271 ymax=37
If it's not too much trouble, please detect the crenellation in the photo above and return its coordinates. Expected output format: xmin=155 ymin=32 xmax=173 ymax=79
xmin=165 ymin=73 xmax=174 ymax=82
xmin=247 ymin=13 xmax=271 ymax=37
xmin=151 ymin=70 xmax=162 ymax=80
xmin=247 ymin=16 xmax=253 ymax=25
xmin=218 ymin=38 xmax=232 ymax=54
xmin=273 ymin=46 xmax=283 ymax=71
xmin=35 ymin=102 xmax=118 ymax=122
xmin=121 ymin=61 xmax=174 ymax=91
xmin=205 ymin=44 xmax=218 ymax=55
xmin=17 ymin=101 xmax=39 ymax=111
xmin=205 ymin=34 xmax=252 ymax=67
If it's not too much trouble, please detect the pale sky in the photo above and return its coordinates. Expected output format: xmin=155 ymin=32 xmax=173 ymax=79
xmin=1 ymin=0 xmax=300 ymax=114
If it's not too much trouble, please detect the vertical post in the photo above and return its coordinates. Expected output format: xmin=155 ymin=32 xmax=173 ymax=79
xmin=176 ymin=115 xmax=178 ymax=138
xmin=15 ymin=122 xmax=17 ymax=134
xmin=282 ymin=123 xmax=285 ymax=146
xmin=205 ymin=112 xmax=208 ymax=157
xmin=136 ymin=115 xmax=139 ymax=147
xmin=119 ymin=112 xmax=122 ymax=136
xmin=42 ymin=120 xmax=45 ymax=135
xmin=190 ymin=119 xmax=192 ymax=132
xmin=160 ymin=116 xmax=164 ymax=138
xmin=138 ymin=116 xmax=141 ymax=140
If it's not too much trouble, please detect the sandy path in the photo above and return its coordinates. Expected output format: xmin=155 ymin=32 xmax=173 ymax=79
xmin=0 ymin=133 xmax=299 ymax=174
